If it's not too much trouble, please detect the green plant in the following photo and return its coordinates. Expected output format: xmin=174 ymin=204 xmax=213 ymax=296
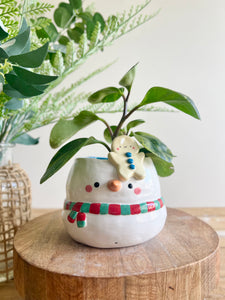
xmin=40 ymin=64 xmax=200 ymax=183
xmin=0 ymin=0 xmax=158 ymax=145
xmin=0 ymin=17 xmax=57 ymax=144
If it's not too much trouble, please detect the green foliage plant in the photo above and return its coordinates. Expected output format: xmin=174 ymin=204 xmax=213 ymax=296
xmin=0 ymin=0 xmax=159 ymax=145
xmin=40 ymin=64 xmax=200 ymax=183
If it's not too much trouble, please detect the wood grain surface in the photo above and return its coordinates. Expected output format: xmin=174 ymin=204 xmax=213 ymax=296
xmin=12 ymin=208 xmax=219 ymax=300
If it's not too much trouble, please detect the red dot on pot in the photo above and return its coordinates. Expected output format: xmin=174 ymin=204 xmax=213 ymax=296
xmin=85 ymin=185 xmax=92 ymax=192
xmin=134 ymin=187 xmax=141 ymax=195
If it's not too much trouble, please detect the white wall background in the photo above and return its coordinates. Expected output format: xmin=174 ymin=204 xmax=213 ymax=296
xmin=14 ymin=0 xmax=225 ymax=208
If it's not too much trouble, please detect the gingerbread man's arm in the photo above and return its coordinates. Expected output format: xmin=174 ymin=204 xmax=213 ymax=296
xmin=108 ymin=152 xmax=124 ymax=166
xmin=133 ymin=152 xmax=145 ymax=180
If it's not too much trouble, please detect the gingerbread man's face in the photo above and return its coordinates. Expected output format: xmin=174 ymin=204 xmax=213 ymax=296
xmin=111 ymin=135 xmax=139 ymax=155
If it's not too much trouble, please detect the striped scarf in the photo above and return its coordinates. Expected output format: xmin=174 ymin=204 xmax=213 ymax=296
xmin=64 ymin=198 xmax=165 ymax=228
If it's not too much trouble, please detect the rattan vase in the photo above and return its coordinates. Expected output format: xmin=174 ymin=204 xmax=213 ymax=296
xmin=0 ymin=144 xmax=31 ymax=282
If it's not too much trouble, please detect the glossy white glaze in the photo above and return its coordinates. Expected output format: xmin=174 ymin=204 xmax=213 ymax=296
xmin=62 ymin=157 xmax=167 ymax=248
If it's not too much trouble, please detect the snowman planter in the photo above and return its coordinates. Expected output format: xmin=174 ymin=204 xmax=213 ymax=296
xmin=41 ymin=64 xmax=200 ymax=248
xmin=62 ymin=136 xmax=167 ymax=248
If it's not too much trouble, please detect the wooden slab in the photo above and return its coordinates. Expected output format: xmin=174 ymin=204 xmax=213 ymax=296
xmin=13 ymin=208 xmax=220 ymax=300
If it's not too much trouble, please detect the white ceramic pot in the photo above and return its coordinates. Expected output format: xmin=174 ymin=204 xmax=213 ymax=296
xmin=62 ymin=157 xmax=167 ymax=248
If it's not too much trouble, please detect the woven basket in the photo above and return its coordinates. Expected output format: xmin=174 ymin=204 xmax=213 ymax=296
xmin=0 ymin=163 xmax=31 ymax=282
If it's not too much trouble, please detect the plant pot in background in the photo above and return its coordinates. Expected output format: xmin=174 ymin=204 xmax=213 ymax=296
xmin=0 ymin=144 xmax=31 ymax=282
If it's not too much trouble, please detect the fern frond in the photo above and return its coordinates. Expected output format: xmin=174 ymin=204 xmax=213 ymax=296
xmin=23 ymin=2 xmax=53 ymax=16
xmin=77 ymin=32 xmax=88 ymax=58
xmin=52 ymin=51 xmax=65 ymax=75
xmin=35 ymin=59 xmax=54 ymax=75
xmin=0 ymin=0 xmax=16 ymax=7
xmin=89 ymin=21 xmax=101 ymax=50
xmin=65 ymin=41 xmax=76 ymax=69
xmin=0 ymin=5 xmax=18 ymax=17
xmin=30 ymin=17 xmax=51 ymax=30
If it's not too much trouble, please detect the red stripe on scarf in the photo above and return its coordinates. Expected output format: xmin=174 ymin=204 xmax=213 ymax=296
xmin=108 ymin=204 xmax=121 ymax=215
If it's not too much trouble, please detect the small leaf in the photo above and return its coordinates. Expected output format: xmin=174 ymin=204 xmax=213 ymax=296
xmin=5 ymin=74 xmax=45 ymax=97
xmin=140 ymin=149 xmax=174 ymax=177
xmin=13 ymin=66 xmax=57 ymax=85
xmin=79 ymin=12 xmax=93 ymax=23
xmin=4 ymin=98 xmax=23 ymax=110
xmin=58 ymin=35 xmax=70 ymax=45
xmin=119 ymin=63 xmax=138 ymax=92
xmin=86 ymin=20 xmax=95 ymax=40
xmin=54 ymin=7 xmax=72 ymax=28
xmin=59 ymin=2 xmax=73 ymax=15
xmin=126 ymin=119 xmax=145 ymax=132
xmin=36 ymin=18 xmax=58 ymax=42
xmin=50 ymin=111 xmax=101 ymax=148
xmin=104 ymin=126 xmax=124 ymax=143
xmin=12 ymin=133 xmax=39 ymax=145
xmin=67 ymin=26 xmax=84 ymax=43
xmin=93 ymin=13 xmax=105 ymax=32
xmin=3 ymin=27 xmax=30 ymax=56
xmin=134 ymin=131 xmax=174 ymax=163
xmin=9 ymin=42 xmax=49 ymax=68
xmin=140 ymin=87 xmax=200 ymax=120
xmin=40 ymin=137 xmax=108 ymax=183
xmin=69 ymin=0 xmax=82 ymax=9
xmin=88 ymin=87 xmax=124 ymax=104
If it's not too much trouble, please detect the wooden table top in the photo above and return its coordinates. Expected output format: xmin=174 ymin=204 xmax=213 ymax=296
xmin=1 ymin=207 xmax=225 ymax=299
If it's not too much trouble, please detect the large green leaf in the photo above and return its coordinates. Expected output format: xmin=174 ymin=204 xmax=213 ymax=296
xmin=54 ymin=7 xmax=72 ymax=28
xmin=0 ymin=48 xmax=8 ymax=63
xmin=12 ymin=133 xmax=39 ymax=145
xmin=139 ymin=87 xmax=200 ymax=119
xmin=9 ymin=42 xmax=49 ymax=68
xmin=4 ymin=98 xmax=23 ymax=110
xmin=50 ymin=111 xmax=101 ymax=148
xmin=134 ymin=131 xmax=174 ymax=163
xmin=119 ymin=63 xmax=138 ymax=92
xmin=3 ymin=27 xmax=30 ymax=56
xmin=13 ymin=66 xmax=57 ymax=85
xmin=40 ymin=137 xmax=108 ymax=183
xmin=140 ymin=149 xmax=174 ymax=177
xmin=0 ymin=22 xmax=8 ymax=41
xmin=88 ymin=87 xmax=124 ymax=104
xmin=19 ymin=18 xmax=28 ymax=34
xmin=69 ymin=0 xmax=82 ymax=9
xmin=126 ymin=119 xmax=145 ymax=132
xmin=5 ymin=74 xmax=45 ymax=97
xmin=3 ymin=84 xmax=27 ymax=98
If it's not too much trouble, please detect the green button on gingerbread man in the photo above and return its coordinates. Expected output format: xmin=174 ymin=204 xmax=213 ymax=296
xmin=108 ymin=135 xmax=145 ymax=181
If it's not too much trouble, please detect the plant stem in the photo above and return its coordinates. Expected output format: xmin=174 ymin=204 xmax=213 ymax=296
xmin=113 ymin=90 xmax=131 ymax=139
xmin=99 ymin=118 xmax=113 ymax=139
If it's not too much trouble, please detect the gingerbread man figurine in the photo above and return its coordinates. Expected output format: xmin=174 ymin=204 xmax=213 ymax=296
xmin=108 ymin=135 xmax=145 ymax=181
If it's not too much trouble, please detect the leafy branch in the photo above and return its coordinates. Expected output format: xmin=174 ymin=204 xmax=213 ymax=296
xmin=40 ymin=64 xmax=200 ymax=183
